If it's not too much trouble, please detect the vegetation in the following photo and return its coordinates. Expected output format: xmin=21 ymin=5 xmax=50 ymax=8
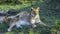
xmin=0 ymin=0 xmax=60 ymax=34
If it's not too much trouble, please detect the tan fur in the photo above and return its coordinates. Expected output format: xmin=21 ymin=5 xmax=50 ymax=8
xmin=3 ymin=16 xmax=9 ymax=23
xmin=8 ymin=7 xmax=46 ymax=32
xmin=31 ymin=7 xmax=46 ymax=26
xmin=31 ymin=7 xmax=40 ymax=27
xmin=8 ymin=17 xmax=19 ymax=31
xmin=8 ymin=7 xmax=40 ymax=31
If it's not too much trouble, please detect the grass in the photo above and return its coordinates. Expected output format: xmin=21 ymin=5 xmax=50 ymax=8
xmin=0 ymin=3 xmax=31 ymax=11
xmin=0 ymin=1 xmax=60 ymax=34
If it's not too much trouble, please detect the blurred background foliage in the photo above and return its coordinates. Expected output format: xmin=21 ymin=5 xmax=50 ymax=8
xmin=0 ymin=0 xmax=60 ymax=34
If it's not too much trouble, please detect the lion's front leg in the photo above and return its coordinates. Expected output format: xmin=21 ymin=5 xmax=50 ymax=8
xmin=31 ymin=19 xmax=37 ymax=27
xmin=8 ymin=22 xmax=16 ymax=32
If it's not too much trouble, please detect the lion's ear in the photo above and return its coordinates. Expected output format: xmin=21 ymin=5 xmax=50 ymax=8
xmin=31 ymin=7 xmax=35 ymax=11
xmin=36 ymin=7 xmax=40 ymax=10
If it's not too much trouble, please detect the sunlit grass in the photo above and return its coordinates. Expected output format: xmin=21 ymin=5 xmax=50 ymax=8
xmin=0 ymin=3 xmax=31 ymax=11
xmin=5 ymin=32 xmax=14 ymax=34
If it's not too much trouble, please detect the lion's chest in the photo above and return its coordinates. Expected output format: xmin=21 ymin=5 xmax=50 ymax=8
xmin=31 ymin=14 xmax=40 ymax=24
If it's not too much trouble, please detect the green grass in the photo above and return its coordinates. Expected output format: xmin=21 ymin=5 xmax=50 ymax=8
xmin=0 ymin=3 xmax=31 ymax=11
xmin=0 ymin=1 xmax=60 ymax=34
